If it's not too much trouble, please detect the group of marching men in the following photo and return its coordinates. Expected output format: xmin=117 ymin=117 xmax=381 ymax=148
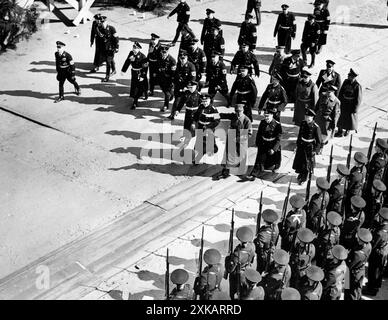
xmin=166 ymin=134 xmax=388 ymax=300
xmin=53 ymin=0 xmax=362 ymax=181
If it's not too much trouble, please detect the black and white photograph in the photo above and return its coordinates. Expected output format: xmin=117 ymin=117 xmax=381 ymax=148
xmin=0 ymin=0 xmax=388 ymax=308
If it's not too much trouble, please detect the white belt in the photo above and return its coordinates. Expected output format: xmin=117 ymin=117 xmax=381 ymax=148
xmin=236 ymin=90 xmax=251 ymax=94
xmin=148 ymin=58 xmax=157 ymax=62
xmin=302 ymin=137 xmax=315 ymax=143
xmin=268 ymin=100 xmax=281 ymax=104
xmin=316 ymin=20 xmax=325 ymax=23
xmin=132 ymin=67 xmax=142 ymax=71
xmin=343 ymin=96 xmax=355 ymax=100
xmin=59 ymin=65 xmax=69 ymax=68
xmin=186 ymin=106 xmax=198 ymax=111
xmin=199 ymin=121 xmax=210 ymax=125
xmin=280 ymin=26 xmax=291 ymax=29
xmin=287 ymin=73 xmax=299 ymax=78
xmin=262 ymin=137 xmax=276 ymax=142
xmin=298 ymin=98 xmax=312 ymax=102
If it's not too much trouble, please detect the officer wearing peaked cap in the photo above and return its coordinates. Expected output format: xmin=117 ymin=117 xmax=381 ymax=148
xmin=316 ymin=59 xmax=342 ymax=97
xmin=203 ymin=25 xmax=225 ymax=66
xmin=157 ymin=44 xmax=177 ymax=112
xmin=239 ymin=268 xmax=265 ymax=300
xmin=261 ymin=249 xmax=292 ymax=300
xmin=99 ymin=16 xmax=119 ymax=82
xmin=327 ymin=164 xmax=350 ymax=214
xmin=147 ymin=33 xmax=162 ymax=96
xmin=364 ymin=180 xmax=387 ymax=228
xmin=314 ymin=211 xmax=341 ymax=268
xmin=307 ymin=177 xmax=330 ymax=234
xmin=169 ymin=269 xmax=193 ymax=300
xmin=274 ymin=4 xmax=296 ymax=53
xmin=168 ymin=0 xmax=191 ymax=47
xmin=300 ymin=13 xmax=321 ymax=68
xmin=269 ymin=45 xmax=289 ymax=77
xmin=289 ymin=228 xmax=316 ymax=288
xmin=344 ymin=228 xmax=372 ymax=300
xmin=225 ymin=226 xmax=255 ymax=300
xmin=365 ymin=207 xmax=388 ymax=296
xmin=238 ymin=13 xmax=257 ymax=52
xmin=254 ymin=209 xmax=279 ymax=274
xmin=206 ymin=50 xmax=230 ymax=105
xmin=54 ymin=41 xmax=80 ymax=103
xmin=188 ymin=38 xmax=207 ymax=90
xmin=321 ymin=244 xmax=347 ymax=300
xmin=280 ymin=195 xmax=307 ymax=252
xmin=281 ymin=287 xmax=301 ymax=300
xmin=121 ymin=41 xmax=149 ymax=109
xmin=336 ymin=68 xmax=362 ymax=137
xmin=194 ymin=248 xmax=223 ymax=300
xmin=280 ymin=49 xmax=305 ymax=103
xmin=315 ymin=84 xmax=341 ymax=146
xmin=201 ymin=8 xmax=222 ymax=46
xmin=298 ymin=265 xmax=324 ymax=300
xmin=258 ymin=72 xmax=288 ymax=122
xmin=340 ymin=195 xmax=366 ymax=249
xmin=249 ymin=106 xmax=283 ymax=180
xmin=230 ymin=42 xmax=260 ymax=77
xmin=90 ymin=13 xmax=104 ymax=73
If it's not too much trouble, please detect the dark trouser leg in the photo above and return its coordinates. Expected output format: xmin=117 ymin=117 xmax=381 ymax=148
xmin=285 ymin=35 xmax=292 ymax=53
xmin=255 ymin=7 xmax=261 ymax=25
xmin=172 ymin=22 xmax=185 ymax=43
xmin=251 ymin=151 xmax=265 ymax=177
xmin=58 ymin=78 xmax=65 ymax=97
xmin=149 ymin=65 xmax=157 ymax=93
xmin=162 ymin=84 xmax=173 ymax=108
xmin=67 ymin=75 xmax=80 ymax=91
xmin=244 ymin=104 xmax=253 ymax=122
xmin=106 ymin=55 xmax=112 ymax=77
xmin=300 ymin=42 xmax=308 ymax=63
xmin=310 ymin=45 xmax=317 ymax=66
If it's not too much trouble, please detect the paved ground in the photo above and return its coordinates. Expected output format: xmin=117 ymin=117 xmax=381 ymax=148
xmin=0 ymin=0 xmax=387 ymax=299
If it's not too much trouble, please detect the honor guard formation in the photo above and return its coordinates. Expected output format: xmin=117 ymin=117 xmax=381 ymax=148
xmin=52 ymin=0 xmax=387 ymax=300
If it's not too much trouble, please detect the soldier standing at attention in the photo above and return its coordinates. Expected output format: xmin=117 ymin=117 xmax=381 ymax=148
xmin=298 ymin=265 xmax=324 ymax=300
xmin=258 ymin=72 xmax=288 ymax=122
xmin=206 ymin=51 xmax=230 ymax=105
xmin=364 ymin=208 xmax=388 ymax=296
xmin=170 ymin=50 xmax=196 ymax=118
xmin=261 ymin=249 xmax=292 ymax=300
xmin=157 ymin=45 xmax=176 ymax=112
xmin=168 ymin=269 xmax=193 ymax=300
xmin=268 ymin=45 xmax=288 ymax=77
xmin=340 ymin=196 xmax=366 ymax=250
xmin=147 ymin=33 xmax=162 ymax=96
xmin=194 ymin=248 xmax=223 ymax=300
xmin=346 ymin=152 xmax=367 ymax=204
xmin=54 ymin=41 xmax=80 ymax=103
xmin=292 ymin=109 xmax=322 ymax=184
xmin=307 ymin=177 xmax=330 ymax=235
xmin=240 ymin=268 xmax=265 ymax=300
xmin=363 ymin=180 xmax=386 ymax=228
xmin=313 ymin=0 xmax=331 ymax=55
xmin=300 ymin=14 xmax=321 ymax=68
xmin=314 ymin=85 xmax=341 ymax=146
xmin=321 ymin=244 xmax=348 ymax=300
xmin=121 ymin=42 xmax=149 ymax=110
xmin=273 ymin=4 xmax=296 ymax=53
xmin=281 ymin=49 xmax=304 ymax=103
xmin=293 ymin=68 xmax=319 ymax=126
xmin=249 ymin=108 xmax=282 ymax=180
xmin=254 ymin=209 xmax=279 ymax=273
xmin=238 ymin=13 xmax=257 ymax=53
xmin=230 ymin=43 xmax=260 ymax=77
xmin=336 ymin=68 xmax=362 ymax=137
xmin=344 ymin=228 xmax=372 ymax=300
xmin=99 ymin=16 xmax=119 ymax=82
xmin=316 ymin=60 xmax=341 ymax=97
xmin=289 ymin=228 xmax=316 ymax=288
xmin=314 ymin=211 xmax=341 ymax=267
xmin=168 ymin=0 xmax=191 ymax=47
xmin=246 ymin=0 xmax=262 ymax=26
xmin=327 ymin=164 xmax=350 ymax=213
xmin=229 ymin=65 xmax=258 ymax=122
xmin=225 ymin=226 xmax=255 ymax=300
xmin=200 ymin=8 xmax=222 ymax=46
xmin=89 ymin=14 xmax=103 ymax=73
xmin=280 ymin=195 xmax=307 ymax=252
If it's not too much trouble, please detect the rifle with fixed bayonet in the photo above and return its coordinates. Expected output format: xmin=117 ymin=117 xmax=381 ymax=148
xmin=193 ymin=226 xmax=204 ymax=300
xmin=223 ymin=209 xmax=235 ymax=280
xmin=275 ymin=178 xmax=292 ymax=246
xmin=256 ymin=191 xmax=263 ymax=236
xmin=367 ymin=122 xmax=378 ymax=162
xmin=305 ymin=169 xmax=313 ymax=209
xmin=165 ymin=248 xmax=170 ymax=300
xmin=327 ymin=145 xmax=334 ymax=183
xmin=346 ymin=134 xmax=353 ymax=169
